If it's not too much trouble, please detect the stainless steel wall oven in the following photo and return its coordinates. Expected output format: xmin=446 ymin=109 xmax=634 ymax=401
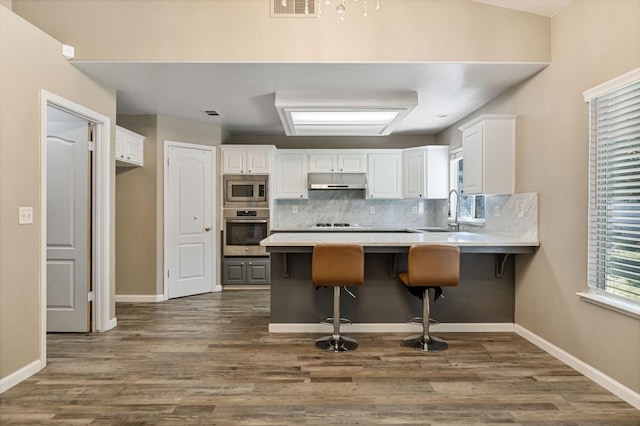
xmin=223 ymin=174 xmax=268 ymax=208
xmin=223 ymin=209 xmax=270 ymax=256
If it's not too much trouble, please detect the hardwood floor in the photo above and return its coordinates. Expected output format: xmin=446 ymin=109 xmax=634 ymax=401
xmin=1 ymin=291 xmax=638 ymax=424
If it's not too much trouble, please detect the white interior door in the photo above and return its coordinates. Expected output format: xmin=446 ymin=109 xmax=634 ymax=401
xmin=46 ymin=117 xmax=90 ymax=332
xmin=166 ymin=144 xmax=214 ymax=299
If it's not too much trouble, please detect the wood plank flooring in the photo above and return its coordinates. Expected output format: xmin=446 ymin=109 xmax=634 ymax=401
xmin=1 ymin=291 xmax=638 ymax=424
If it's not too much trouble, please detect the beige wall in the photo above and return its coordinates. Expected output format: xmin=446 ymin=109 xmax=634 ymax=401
xmin=437 ymin=0 xmax=640 ymax=393
xmin=115 ymin=116 xmax=158 ymax=296
xmin=11 ymin=0 xmax=550 ymax=63
xmin=0 ymin=8 xmax=116 ymax=379
xmin=115 ymin=115 xmax=223 ymax=296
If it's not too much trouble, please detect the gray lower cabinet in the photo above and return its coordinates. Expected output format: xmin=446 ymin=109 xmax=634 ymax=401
xmin=222 ymin=257 xmax=270 ymax=285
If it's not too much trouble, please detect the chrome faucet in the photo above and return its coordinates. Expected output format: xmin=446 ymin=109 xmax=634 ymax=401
xmin=448 ymin=189 xmax=459 ymax=231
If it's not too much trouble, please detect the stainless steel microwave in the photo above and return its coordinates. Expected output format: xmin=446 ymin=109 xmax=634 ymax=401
xmin=223 ymin=175 xmax=268 ymax=208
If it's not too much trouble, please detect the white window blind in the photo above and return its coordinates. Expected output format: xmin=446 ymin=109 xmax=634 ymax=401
xmin=587 ymin=75 xmax=640 ymax=305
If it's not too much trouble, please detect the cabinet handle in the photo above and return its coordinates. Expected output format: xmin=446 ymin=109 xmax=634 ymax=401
xmin=248 ymin=170 xmax=251 ymax=173
xmin=249 ymin=262 xmax=253 ymax=265
xmin=120 ymin=154 xmax=124 ymax=158
xmin=127 ymin=156 xmax=130 ymax=160
xmin=204 ymin=227 xmax=211 ymax=232
xmin=300 ymin=194 xmax=303 ymax=198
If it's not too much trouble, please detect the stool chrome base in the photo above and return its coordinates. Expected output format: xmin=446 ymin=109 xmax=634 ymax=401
xmin=404 ymin=335 xmax=448 ymax=352
xmin=315 ymin=335 xmax=359 ymax=353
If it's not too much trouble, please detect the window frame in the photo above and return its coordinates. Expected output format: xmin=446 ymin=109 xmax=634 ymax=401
xmin=449 ymin=148 xmax=486 ymax=224
xmin=581 ymin=67 xmax=640 ymax=317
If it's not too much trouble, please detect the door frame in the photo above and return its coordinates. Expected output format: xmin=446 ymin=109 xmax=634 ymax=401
xmin=163 ymin=140 xmax=220 ymax=300
xmin=40 ymin=91 xmax=112 ymax=366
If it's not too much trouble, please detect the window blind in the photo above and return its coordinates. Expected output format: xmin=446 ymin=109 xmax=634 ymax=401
xmin=588 ymin=78 xmax=640 ymax=304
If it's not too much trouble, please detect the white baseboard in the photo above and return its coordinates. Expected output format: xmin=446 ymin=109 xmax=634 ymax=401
xmin=515 ymin=324 xmax=640 ymax=410
xmin=107 ymin=317 xmax=117 ymax=330
xmin=268 ymin=323 xmax=514 ymax=334
xmin=0 ymin=360 xmax=41 ymax=394
xmin=115 ymin=294 xmax=165 ymax=303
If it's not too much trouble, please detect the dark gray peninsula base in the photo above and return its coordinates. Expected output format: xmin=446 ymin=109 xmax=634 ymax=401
xmin=269 ymin=249 xmax=523 ymax=325
xmin=261 ymin=231 xmax=538 ymax=330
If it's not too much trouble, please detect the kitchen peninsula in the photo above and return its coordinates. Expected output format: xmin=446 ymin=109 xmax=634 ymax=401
xmin=261 ymin=230 xmax=538 ymax=332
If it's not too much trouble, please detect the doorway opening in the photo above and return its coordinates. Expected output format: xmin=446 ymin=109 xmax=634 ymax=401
xmin=41 ymin=91 xmax=112 ymax=367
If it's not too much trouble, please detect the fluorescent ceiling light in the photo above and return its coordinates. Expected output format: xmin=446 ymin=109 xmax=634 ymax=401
xmin=275 ymin=92 xmax=418 ymax=136
xmin=291 ymin=110 xmax=400 ymax=125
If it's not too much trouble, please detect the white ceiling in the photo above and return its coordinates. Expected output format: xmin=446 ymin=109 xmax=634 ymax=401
xmin=70 ymin=1 xmax=570 ymax=138
xmin=75 ymin=61 xmax=547 ymax=136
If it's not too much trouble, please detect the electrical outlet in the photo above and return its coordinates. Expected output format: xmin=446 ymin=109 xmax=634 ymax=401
xmin=19 ymin=207 xmax=33 ymax=224
xmin=411 ymin=206 xmax=418 ymax=214
xmin=517 ymin=201 xmax=524 ymax=217
xmin=493 ymin=205 xmax=500 ymax=217
xmin=370 ymin=206 xmax=375 ymax=215
xmin=292 ymin=206 xmax=298 ymax=214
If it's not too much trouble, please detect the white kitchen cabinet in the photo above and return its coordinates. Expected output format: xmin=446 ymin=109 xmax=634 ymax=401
xmin=115 ymin=126 xmax=144 ymax=167
xmin=402 ymin=146 xmax=449 ymax=199
xmin=459 ymin=114 xmax=516 ymax=195
xmin=221 ymin=145 xmax=274 ymax=174
xmin=274 ymin=150 xmax=308 ymax=199
xmin=367 ymin=152 xmax=402 ymax=199
xmin=308 ymin=151 xmax=366 ymax=173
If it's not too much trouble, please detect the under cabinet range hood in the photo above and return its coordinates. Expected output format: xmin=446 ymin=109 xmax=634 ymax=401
xmin=308 ymin=173 xmax=367 ymax=190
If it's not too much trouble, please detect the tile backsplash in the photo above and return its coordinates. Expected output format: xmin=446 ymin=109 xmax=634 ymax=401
xmin=272 ymin=190 xmax=538 ymax=241
xmin=272 ymin=190 xmax=447 ymax=229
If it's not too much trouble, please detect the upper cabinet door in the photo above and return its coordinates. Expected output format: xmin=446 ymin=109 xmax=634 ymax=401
xmin=307 ymin=151 xmax=366 ymax=173
xmin=246 ymin=149 xmax=270 ymax=174
xmin=459 ymin=114 xmax=516 ymax=195
xmin=222 ymin=150 xmax=246 ymax=174
xmin=115 ymin=126 xmax=144 ymax=167
xmin=308 ymin=152 xmax=338 ymax=172
xmin=462 ymin=122 xmax=484 ymax=195
xmin=275 ymin=151 xmax=308 ymax=199
xmin=367 ymin=153 xmax=402 ymax=199
xmin=337 ymin=153 xmax=366 ymax=172
xmin=403 ymin=146 xmax=449 ymax=199
xmin=221 ymin=146 xmax=273 ymax=174
xmin=402 ymin=149 xmax=425 ymax=198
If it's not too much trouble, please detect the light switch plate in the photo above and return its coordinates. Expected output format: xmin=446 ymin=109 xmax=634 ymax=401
xmin=19 ymin=207 xmax=33 ymax=224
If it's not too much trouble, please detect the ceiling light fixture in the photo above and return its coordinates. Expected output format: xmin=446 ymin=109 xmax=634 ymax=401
xmin=275 ymin=92 xmax=418 ymax=136
xmin=280 ymin=0 xmax=381 ymax=20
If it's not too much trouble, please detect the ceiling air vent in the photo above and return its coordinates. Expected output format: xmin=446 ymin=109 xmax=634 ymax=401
xmin=203 ymin=110 xmax=222 ymax=117
xmin=271 ymin=0 xmax=318 ymax=17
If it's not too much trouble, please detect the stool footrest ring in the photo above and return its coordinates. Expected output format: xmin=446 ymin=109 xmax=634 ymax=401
xmin=320 ymin=317 xmax=352 ymax=326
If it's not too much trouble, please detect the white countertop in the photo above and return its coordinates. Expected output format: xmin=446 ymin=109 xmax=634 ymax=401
xmin=260 ymin=231 xmax=538 ymax=248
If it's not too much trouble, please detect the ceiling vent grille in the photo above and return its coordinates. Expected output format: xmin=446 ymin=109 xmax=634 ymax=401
xmin=271 ymin=0 xmax=317 ymax=17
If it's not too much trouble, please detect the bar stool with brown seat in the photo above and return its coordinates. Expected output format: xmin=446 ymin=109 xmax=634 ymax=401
xmin=398 ymin=244 xmax=460 ymax=352
xmin=312 ymin=244 xmax=365 ymax=353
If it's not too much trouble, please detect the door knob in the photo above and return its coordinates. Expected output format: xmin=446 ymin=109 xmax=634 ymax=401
xmin=204 ymin=227 xmax=212 ymax=232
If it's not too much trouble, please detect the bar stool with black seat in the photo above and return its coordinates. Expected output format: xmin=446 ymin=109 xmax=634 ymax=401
xmin=398 ymin=244 xmax=460 ymax=352
xmin=312 ymin=244 xmax=365 ymax=353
